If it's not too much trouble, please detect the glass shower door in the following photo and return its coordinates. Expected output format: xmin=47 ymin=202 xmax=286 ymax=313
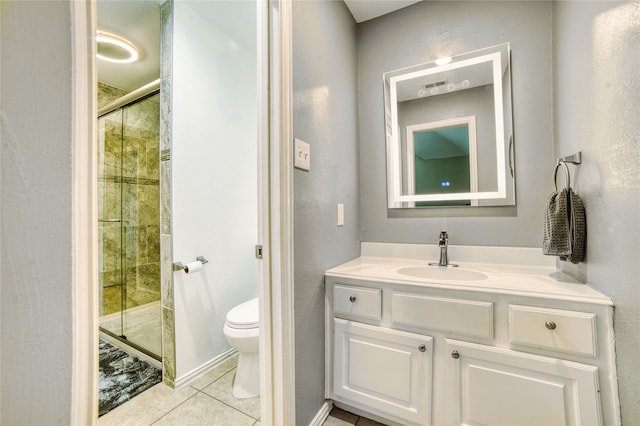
xmin=98 ymin=107 xmax=125 ymax=337
xmin=121 ymin=93 xmax=162 ymax=356
xmin=98 ymin=92 xmax=161 ymax=360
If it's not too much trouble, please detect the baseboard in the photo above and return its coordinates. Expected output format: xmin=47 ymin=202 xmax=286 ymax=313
xmin=309 ymin=400 xmax=334 ymax=426
xmin=173 ymin=348 xmax=238 ymax=388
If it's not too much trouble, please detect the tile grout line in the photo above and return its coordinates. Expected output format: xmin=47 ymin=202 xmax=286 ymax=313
xmin=148 ymin=389 xmax=202 ymax=425
xmin=148 ymin=367 xmax=258 ymax=425
xmin=198 ymin=369 xmax=261 ymax=421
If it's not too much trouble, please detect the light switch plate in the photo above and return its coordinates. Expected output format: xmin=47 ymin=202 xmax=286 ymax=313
xmin=337 ymin=203 xmax=344 ymax=226
xmin=294 ymin=138 xmax=310 ymax=171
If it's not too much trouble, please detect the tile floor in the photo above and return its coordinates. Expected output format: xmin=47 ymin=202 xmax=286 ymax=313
xmin=322 ymin=407 xmax=385 ymax=426
xmin=98 ymin=351 xmax=381 ymax=426
xmin=98 ymin=355 xmax=260 ymax=426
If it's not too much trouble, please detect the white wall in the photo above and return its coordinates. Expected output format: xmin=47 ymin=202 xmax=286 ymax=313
xmin=171 ymin=0 xmax=258 ymax=379
xmin=552 ymin=1 xmax=640 ymax=423
xmin=0 ymin=1 xmax=74 ymax=423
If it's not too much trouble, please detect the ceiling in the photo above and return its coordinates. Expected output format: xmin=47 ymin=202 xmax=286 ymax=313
xmin=97 ymin=0 xmax=421 ymax=92
xmin=343 ymin=0 xmax=422 ymax=23
xmin=97 ymin=0 xmax=162 ymax=92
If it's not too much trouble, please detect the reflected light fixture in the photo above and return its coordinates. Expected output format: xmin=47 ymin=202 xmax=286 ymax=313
xmin=96 ymin=30 xmax=139 ymax=63
xmin=435 ymin=56 xmax=452 ymax=66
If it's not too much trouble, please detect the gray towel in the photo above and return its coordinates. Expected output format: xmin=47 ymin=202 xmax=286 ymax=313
xmin=543 ymin=188 xmax=586 ymax=263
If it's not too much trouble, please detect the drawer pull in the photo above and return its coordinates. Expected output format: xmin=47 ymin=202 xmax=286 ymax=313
xmin=418 ymin=344 xmax=427 ymax=352
xmin=451 ymin=350 xmax=460 ymax=359
xmin=349 ymin=295 xmax=357 ymax=303
xmin=545 ymin=320 xmax=557 ymax=330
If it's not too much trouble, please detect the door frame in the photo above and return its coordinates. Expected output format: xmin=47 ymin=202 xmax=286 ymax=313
xmin=70 ymin=0 xmax=99 ymax=423
xmin=70 ymin=0 xmax=295 ymax=424
xmin=261 ymin=0 xmax=296 ymax=424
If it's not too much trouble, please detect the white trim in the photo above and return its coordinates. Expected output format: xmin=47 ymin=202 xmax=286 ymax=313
xmin=256 ymin=0 xmax=276 ymax=423
xmin=309 ymin=400 xmax=334 ymax=426
xmin=70 ymin=0 xmax=98 ymax=424
xmin=173 ymin=349 xmax=238 ymax=389
xmin=266 ymin=0 xmax=296 ymax=424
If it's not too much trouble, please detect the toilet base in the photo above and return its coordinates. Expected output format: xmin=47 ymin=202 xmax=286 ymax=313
xmin=233 ymin=351 xmax=260 ymax=399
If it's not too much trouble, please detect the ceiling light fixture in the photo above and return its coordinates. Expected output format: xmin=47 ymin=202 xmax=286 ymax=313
xmin=435 ymin=56 xmax=452 ymax=66
xmin=96 ymin=30 xmax=139 ymax=64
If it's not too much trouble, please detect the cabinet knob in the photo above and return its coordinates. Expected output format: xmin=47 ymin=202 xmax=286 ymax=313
xmin=545 ymin=320 xmax=557 ymax=330
xmin=418 ymin=344 xmax=427 ymax=352
xmin=451 ymin=350 xmax=460 ymax=359
xmin=349 ymin=295 xmax=357 ymax=303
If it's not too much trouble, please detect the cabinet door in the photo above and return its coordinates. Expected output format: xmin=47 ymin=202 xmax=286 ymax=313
xmin=444 ymin=339 xmax=602 ymax=426
xmin=333 ymin=318 xmax=433 ymax=426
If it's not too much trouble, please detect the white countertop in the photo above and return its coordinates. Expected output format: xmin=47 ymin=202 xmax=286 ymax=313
xmin=325 ymin=243 xmax=613 ymax=306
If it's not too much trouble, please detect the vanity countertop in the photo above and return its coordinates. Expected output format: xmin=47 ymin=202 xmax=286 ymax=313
xmin=325 ymin=243 xmax=613 ymax=306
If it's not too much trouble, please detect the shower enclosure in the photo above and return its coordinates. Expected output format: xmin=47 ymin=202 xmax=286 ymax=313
xmin=98 ymin=81 xmax=161 ymax=360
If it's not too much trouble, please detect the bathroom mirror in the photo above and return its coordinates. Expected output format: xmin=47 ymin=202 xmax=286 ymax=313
xmin=384 ymin=43 xmax=514 ymax=208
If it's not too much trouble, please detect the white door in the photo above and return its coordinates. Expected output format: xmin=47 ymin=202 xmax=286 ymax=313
xmin=333 ymin=318 xmax=433 ymax=426
xmin=444 ymin=339 xmax=602 ymax=426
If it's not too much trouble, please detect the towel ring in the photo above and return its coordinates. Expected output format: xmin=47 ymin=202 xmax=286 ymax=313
xmin=554 ymin=161 xmax=571 ymax=191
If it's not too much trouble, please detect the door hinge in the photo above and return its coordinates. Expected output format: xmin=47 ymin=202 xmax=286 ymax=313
xmin=255 ymin=245 xmax=263 ymax=259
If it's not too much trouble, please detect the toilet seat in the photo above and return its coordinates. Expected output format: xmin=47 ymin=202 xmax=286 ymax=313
xmin=226 ymin=297 xmax=259 ymax=329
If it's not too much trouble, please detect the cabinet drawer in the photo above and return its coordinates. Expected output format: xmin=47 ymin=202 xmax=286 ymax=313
xmin=391 ymin=292 xmax=493 ymax=339
xmin=509 ymin=305 xmax=597 ymax=357
xmin=333 ymin=285 xmax=381 ymax=320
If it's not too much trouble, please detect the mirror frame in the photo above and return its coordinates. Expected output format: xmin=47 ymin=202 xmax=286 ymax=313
xmin=384 ymin=43 xmax=513 ymax=208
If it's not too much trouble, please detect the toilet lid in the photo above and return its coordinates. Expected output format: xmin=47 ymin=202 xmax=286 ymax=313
xmin=226 ymin=297 xmax=259 ymax=329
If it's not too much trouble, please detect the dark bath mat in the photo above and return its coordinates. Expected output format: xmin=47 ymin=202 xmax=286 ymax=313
xmin=99 ymin=339 xmax=162 ymax=417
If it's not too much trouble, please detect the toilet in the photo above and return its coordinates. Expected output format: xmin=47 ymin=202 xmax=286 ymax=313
xmin=223 ymin=297 xmax=260 ymax=399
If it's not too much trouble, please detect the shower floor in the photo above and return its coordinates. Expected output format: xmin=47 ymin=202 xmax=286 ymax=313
xmin=100 ymin=300 xmax=162 ymax=357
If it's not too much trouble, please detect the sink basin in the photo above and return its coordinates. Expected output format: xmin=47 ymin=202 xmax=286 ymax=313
xmin=397 ymin=266 xmax=488 ymax=281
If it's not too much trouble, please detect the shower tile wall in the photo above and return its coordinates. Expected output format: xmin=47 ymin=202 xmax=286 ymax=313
xmin=98 ymin=82 xmax=161 ymax=317
xmin=159 ymin=0 xmax=176 ymax=386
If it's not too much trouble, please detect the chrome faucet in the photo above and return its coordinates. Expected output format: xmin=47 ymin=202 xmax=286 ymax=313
xmin=429 ymin=231 xmax=458 ymax=267
xmin=438 ymin=231 xmax=449 ymax=266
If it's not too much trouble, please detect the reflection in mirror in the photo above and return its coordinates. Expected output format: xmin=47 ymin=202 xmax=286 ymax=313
xmin=405 ymin=116 xmax=477 ymax=207
xmin=385 ymin=43 xmax=514 ymax=208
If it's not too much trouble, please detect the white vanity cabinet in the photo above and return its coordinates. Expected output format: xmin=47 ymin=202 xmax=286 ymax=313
xmin=325 ymin=272 xmax=619 ymax=426
xmin=444 ymin=339 xmax=602 ymax=426
xmin=333 ymin=318 xmax=433 ymax=425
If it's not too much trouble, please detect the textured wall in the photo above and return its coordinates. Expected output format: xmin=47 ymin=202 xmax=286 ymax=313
xmin=0 ymin=1 xmax=74 ymax=423
xmin=292 ymin=1 xmax=360 ymax=424
xmin=357 ymin=1 xmax=553 ymax=245
xmin=552 ymin=1 xmax=640 ymax=423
